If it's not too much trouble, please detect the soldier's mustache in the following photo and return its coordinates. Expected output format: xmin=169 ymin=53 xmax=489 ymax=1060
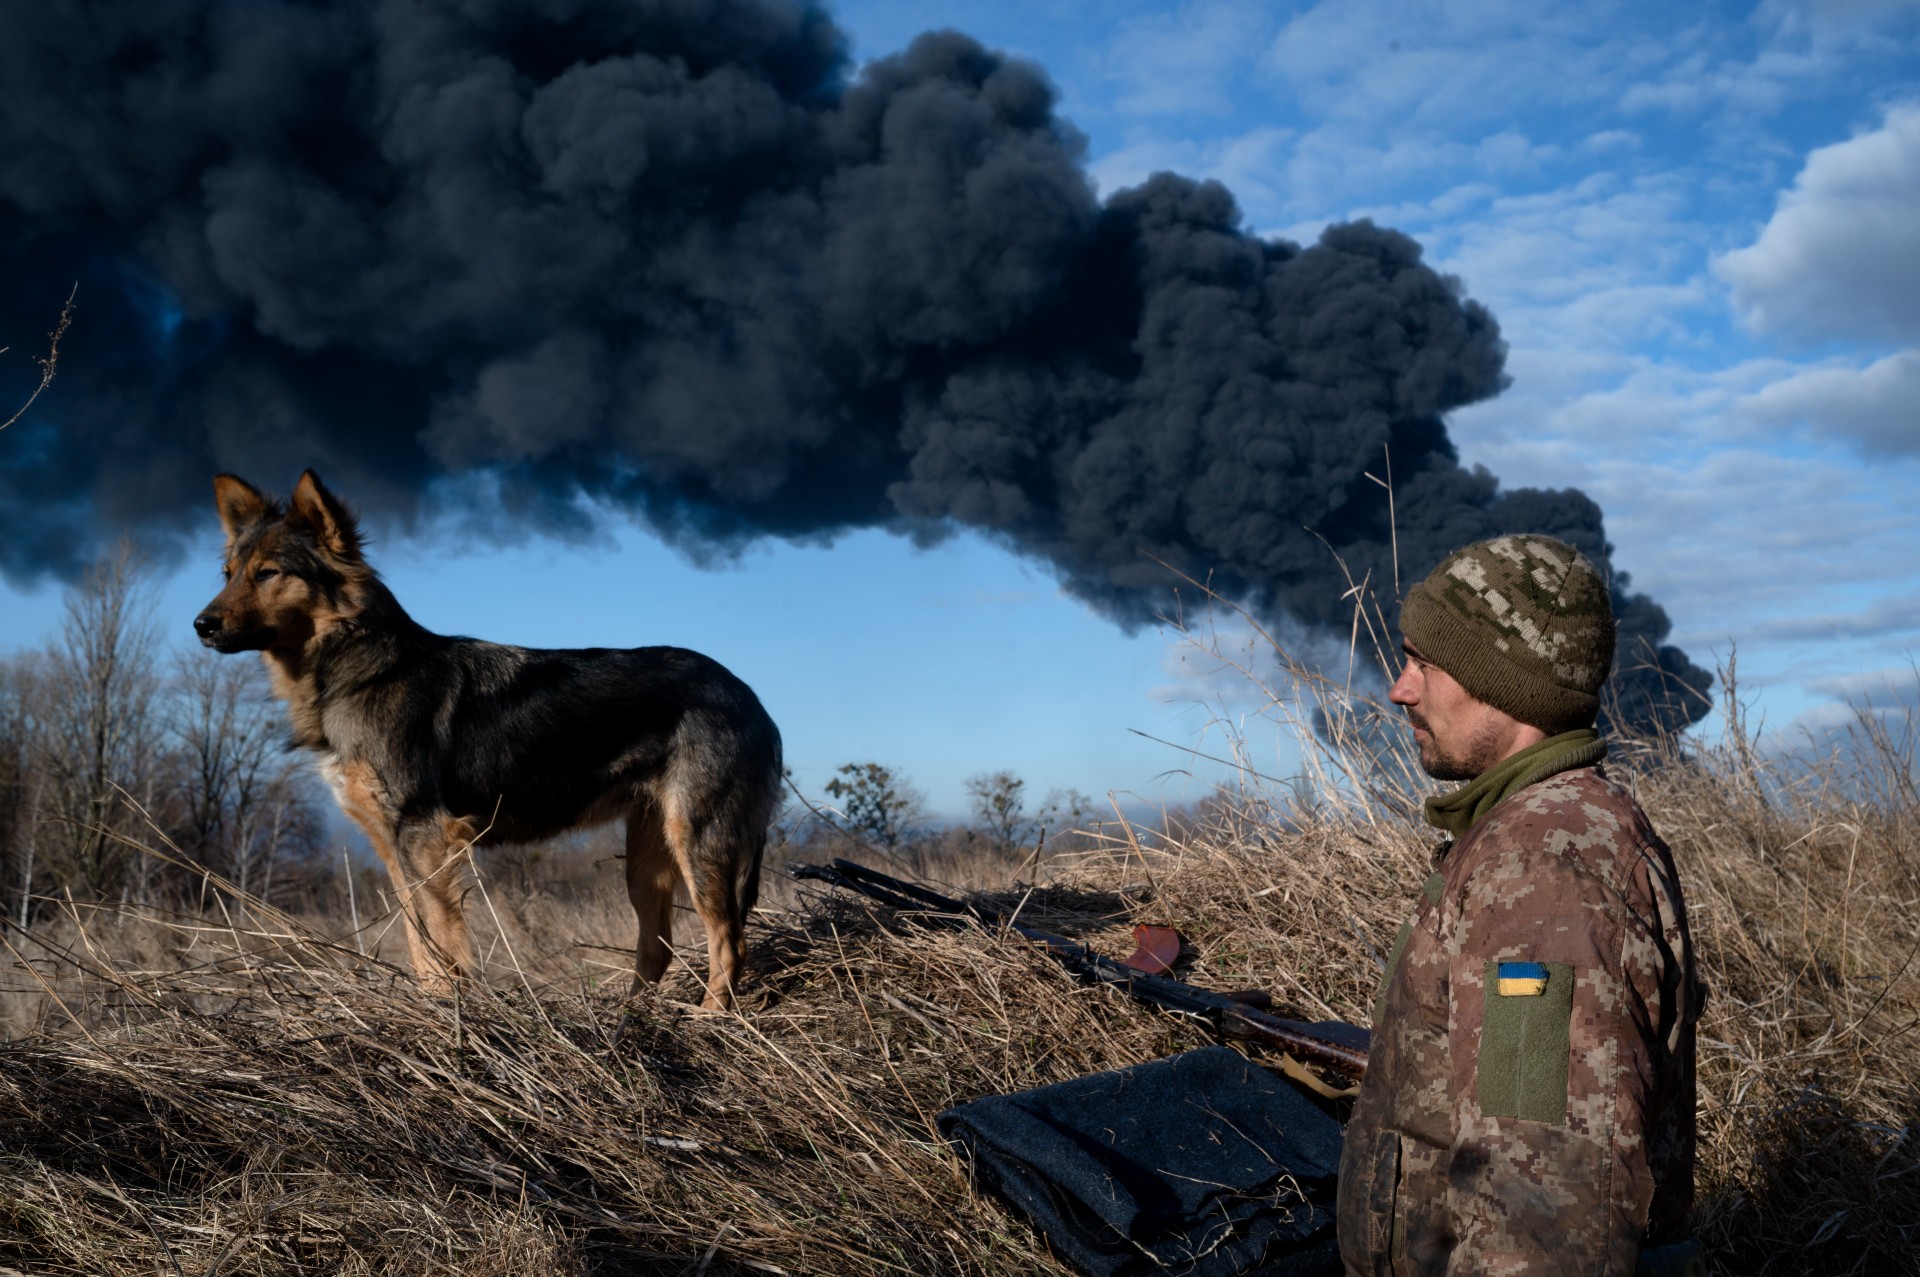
xmin=1406 ymin=710 xmax=1430 ymax=733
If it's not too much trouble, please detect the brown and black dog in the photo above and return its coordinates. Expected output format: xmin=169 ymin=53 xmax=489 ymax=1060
xmin=193 ymin=471 xmax=783 ymax=1010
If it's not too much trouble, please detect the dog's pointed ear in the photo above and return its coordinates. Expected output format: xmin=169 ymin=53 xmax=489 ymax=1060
xmin=289 ymin=470 xmax=363 ymax=559
xmin=212 ymin=474 xmax=267 ymax=544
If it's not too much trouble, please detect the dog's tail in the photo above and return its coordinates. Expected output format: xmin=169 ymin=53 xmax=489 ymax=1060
xmin=736 ymin=738 xmax=783 ymax=917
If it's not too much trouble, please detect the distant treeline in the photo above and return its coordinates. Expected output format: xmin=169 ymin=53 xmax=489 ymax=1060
xmin=0 ymin=547 xmax=325 ymax=923
xmin=804 ymin=761 xmax=1097 ymax=862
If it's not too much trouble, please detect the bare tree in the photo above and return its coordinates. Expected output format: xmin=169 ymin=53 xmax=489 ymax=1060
xmin=963 ymin=773 xmax=1096 ymax=856
xmin=0 ymin=546 xmax=325 ymax=913
xmin=166 ymin=649 xmax=320 ymax=897
xmin=965 ymin=770 xmax=1029 ymax=855
xmin=28 ymin=542 xmax=163 ymax=900
xmin=0 ymin=656 xmax=41 ymax=924
xmin=824 ymin=762 xmax=927 ymax=851
xmin=1036 ymin=785 xmax=1095 ymax=849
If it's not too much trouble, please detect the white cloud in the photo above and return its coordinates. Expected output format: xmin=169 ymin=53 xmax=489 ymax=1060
xmin=1089 ymin=126 xmax=1293 ymax=210
xmin=1804 ymin=666 xmax=1920 ymax=709
xmin=1741 ymin=348 xmax=1920 ymax=454
xmin=1431 ymin=174 xmax=1713 ymax=349
xmin=1097 ymin=0 xmax=1280 ymax=118
xmin=1758 ymin=598 xmax=1920 ymax=643
xmin=1581 ymin=129 xmax=1642 ymax=154
xmin=1088 ymin=136 xmax=1215 ymax=199
xmin=1776 ymin=662 xmax=1920 ymax=762
xmin=1582 ymin=444 xmax=1920 ymax=645
xmin=1716 ymin=103 xmax=1920 ymax=345
xmin=1617 ymin=72 xmax=1710 ymax=116
xmin=1621 ymin=4 xmax=1920 ymax=125
xmin=1263 ymin=0 xmax=1632 ymax=129
xmin=1148 ymin=622 xmax=1278 ymax=710
xmin=1755 ymin=0 xmax=1920 ymax=58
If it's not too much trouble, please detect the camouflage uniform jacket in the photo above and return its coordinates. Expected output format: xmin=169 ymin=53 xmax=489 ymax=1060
xmin=1336 ymin=765 xmax=1701 ymax=1275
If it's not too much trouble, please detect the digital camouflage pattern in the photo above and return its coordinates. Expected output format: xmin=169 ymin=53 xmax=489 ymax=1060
xmin=1399 ymin=535 xmax=1615 ymax=735
xmin=1337 ymin=764 xmax=1701 ymax=1275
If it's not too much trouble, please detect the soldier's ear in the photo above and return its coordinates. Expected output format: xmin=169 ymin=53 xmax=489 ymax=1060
xmin=288 ymin=470 xmax=363 ymax=560
xmin=212 ymin=474 xmax=266 ymax=545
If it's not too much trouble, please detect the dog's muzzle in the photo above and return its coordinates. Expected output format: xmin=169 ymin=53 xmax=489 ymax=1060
xmin=194 ymin=612 xmax=267 ymax=652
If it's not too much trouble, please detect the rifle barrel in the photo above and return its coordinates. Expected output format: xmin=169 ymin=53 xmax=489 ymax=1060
xmin=791 ymin=858 xmax=1368 ymax=1080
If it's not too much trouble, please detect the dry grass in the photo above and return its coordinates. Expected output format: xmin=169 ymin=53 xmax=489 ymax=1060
xmin=0 ymin=654 xmax=1915 ymax=1273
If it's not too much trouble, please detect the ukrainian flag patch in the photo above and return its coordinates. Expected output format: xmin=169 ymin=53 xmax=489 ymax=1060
xmin=1495 ymin=962 xmax=1550 ymax=996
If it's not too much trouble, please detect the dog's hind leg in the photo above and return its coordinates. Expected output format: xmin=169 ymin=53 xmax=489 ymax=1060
xmin=625 ymin=797 xmax=680 ymax=992
xmin=659 ymin=802 xmax=748 ymax=1013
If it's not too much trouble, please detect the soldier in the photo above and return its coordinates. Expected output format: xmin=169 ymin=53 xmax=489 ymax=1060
xmin=1337 ymin=535 xmax=1704 ymax=1276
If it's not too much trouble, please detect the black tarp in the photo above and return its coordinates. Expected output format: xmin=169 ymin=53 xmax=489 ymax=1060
xmin=937 ymin=1046 xmax=1344 ymax=1276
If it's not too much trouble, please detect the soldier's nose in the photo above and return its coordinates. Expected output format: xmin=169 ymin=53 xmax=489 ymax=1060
xmin=193 ymin=612 xmax=222 ymax=640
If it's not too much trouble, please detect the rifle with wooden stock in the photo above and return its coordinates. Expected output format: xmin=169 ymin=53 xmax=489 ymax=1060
xmin=789 ymin=857 xmax=1370 ymax=1082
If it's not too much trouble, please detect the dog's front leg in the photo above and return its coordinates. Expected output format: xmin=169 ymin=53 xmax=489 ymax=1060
xmin=348 ymin=816 xmax=440 ymax=985
xmin=324 ymin=758 xmax=471 ymax=992
xmin=396 ymin=816 xmax=477 ymax=993
xmin=326 ymin=759 xmax=443 ymax=986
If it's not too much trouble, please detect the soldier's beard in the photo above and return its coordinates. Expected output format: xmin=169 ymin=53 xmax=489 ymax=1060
xmin=1408 ymin=711 xmax=1510 ymax=782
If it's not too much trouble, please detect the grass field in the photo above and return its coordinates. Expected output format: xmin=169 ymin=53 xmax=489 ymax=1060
xmin=0 ymin=683 xmax=1915 ymax=1275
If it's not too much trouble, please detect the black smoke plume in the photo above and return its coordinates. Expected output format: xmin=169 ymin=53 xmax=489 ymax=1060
xmin=0 ymin=0 xmax=1710 ymax=733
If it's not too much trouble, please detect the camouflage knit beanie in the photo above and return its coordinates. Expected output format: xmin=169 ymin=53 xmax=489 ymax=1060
xmin=1398 ymin=534 xmax=1616 ymax=734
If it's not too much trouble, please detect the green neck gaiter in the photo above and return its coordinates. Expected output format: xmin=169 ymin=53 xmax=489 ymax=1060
xmin=1423 ymin=728 xmax=1608 ymax=838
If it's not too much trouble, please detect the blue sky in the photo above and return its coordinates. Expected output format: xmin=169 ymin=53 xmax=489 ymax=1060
xmin=4 ymin=0 xmax=1918 ymax=817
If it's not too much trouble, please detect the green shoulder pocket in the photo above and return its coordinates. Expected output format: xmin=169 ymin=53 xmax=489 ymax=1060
xmin=1477 ymin=959 xmax=1574 ymax=1124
